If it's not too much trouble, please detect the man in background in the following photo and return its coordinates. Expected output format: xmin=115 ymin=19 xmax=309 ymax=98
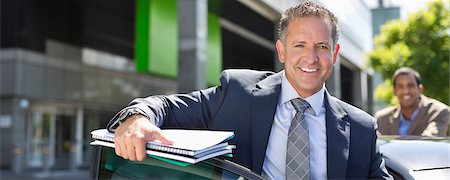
xmin=376 ymin=67 xmax=450 ymax=137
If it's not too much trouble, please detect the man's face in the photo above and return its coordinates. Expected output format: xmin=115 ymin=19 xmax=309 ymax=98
xmin=393 ymin=74 xmax=423 ymax=109
xmin=276 ymin=16 xmax=339 ymax=97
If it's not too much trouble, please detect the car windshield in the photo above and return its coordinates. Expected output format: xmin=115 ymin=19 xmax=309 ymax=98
xmin=96 ymin=146 xmax=254 ymax=179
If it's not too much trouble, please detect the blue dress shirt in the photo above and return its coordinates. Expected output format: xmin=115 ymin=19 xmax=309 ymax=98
xmin=398 ymin=109 xmax=419 ymax=136
xmin=262 ymin=72 xmax=327 ymax=180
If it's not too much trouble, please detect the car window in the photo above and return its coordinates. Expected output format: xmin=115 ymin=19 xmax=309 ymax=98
xmin=96 ymin=146 xmax=254 ymax=180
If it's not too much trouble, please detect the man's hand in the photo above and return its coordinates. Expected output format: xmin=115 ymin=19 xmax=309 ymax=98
xmin=114 ymin=114 xmax=173 ymax=161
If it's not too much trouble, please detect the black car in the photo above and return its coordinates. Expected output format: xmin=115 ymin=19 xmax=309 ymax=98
xmin=90 ymin=145 xmax=265 ymax=179
xmin=90 ymin=136 xmax=450 ymax=180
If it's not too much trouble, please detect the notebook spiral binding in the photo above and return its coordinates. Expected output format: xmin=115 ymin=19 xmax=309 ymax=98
xmin=147 ymin=145 xmax=193 ymax=156
xmin=92 ymin=133 xmax=114 ymax=142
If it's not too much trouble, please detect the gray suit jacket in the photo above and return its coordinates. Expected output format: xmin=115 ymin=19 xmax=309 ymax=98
xmin=108 ymin=69 xmax=392 ymax=179
xmin=375 ymin=95 xmax=450 ymax=136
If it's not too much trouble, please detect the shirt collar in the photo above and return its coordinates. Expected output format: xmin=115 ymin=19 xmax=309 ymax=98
xmin=399 ymin=108 xmax=420 ymax=122
xmin=280 ymin=71 xmax=324 ymax=116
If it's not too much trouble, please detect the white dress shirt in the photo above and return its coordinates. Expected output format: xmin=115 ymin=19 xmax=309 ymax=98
xmin=262 ymin=72 xmax=327 ymax=180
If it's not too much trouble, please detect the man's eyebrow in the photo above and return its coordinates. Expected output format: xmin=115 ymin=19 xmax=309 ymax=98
xmin=316 ymin=42 xmax=330 ymax=45
xmin=291 ymin=40 xmax=306 ymax=45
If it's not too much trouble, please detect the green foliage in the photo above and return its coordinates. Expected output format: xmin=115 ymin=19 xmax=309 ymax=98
xmin=368 ymin=0 xmax=450 ymax=105
xmin=374 ymin=80 xmax=398 ymax=105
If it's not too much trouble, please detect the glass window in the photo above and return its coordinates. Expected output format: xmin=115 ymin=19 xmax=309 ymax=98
xmin=54 ymin=114 xmax=76 ymax=169
xmin=27 ymin=112 xmax=51 ymax=167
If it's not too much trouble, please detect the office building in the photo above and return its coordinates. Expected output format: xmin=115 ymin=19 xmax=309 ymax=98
xmin=0 ymin=0 xmax=375 ymax=174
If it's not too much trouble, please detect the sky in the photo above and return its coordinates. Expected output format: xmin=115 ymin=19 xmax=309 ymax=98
xmin=364 ymin=0 xmax=435 ymax=19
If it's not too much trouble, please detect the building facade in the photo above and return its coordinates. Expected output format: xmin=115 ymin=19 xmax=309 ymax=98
xmin=0 ymin=0 xmax=375 ymax=174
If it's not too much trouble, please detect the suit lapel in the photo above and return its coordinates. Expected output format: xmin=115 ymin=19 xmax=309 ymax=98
xmin=250 ymin=72 xmax=282 ymax=174
xmin=324 ymin=91 xmax=350 ymax=179
xmin=408 ymin=110 xmax=426 ymax=135
xmin=390 ymin=108 xmax=401 ymax=134
xmin=407 ymin=95 xmax=427 ymax=135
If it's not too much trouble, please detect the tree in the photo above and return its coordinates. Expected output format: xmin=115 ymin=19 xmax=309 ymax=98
xmin=368 ymin=0 xmax=449 ymax=106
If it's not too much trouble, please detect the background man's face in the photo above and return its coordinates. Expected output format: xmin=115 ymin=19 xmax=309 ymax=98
xmin=276 ymin=16 xmax=339 ymax=97
xmin=393 ymin=74 xmax=423 ymax=109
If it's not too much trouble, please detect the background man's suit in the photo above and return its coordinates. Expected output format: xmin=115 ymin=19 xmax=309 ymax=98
xmin=108 ymin=69 xmax=391 ymax=179
xmin=375 ymin=95 xmax=450 ymax=136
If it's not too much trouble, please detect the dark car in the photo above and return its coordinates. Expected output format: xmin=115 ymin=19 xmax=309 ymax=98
xmin=90 ymin=136 xmax=450 ymax=180
xmin=90 ymin=145 xmax=265 ymax=179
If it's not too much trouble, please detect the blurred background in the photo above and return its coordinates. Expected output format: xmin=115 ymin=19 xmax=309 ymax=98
xmin=0 ymin=0 xmax=447 ymax=179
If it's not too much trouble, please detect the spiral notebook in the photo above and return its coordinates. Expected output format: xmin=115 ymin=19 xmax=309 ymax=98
xmin=91 ymin=129 xmax=235 ymax=164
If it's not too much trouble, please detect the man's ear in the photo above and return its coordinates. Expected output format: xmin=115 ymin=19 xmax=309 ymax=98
xmin=418 ymin=84 xmax=424 ymax=93
xmin=276 ymin=40 xmax=285 ymax=63
xmin=333 ymin=43 xmax=340 ymax=64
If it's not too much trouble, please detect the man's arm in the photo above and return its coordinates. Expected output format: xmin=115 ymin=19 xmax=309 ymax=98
xmin=110 ymin=91 xmax=227 ymax=160
xmin=106 ymin=70 xmax=242 ymax=132
xmin=107 ymin=88 xmax=229 ymax=161
xmin=105 ymin=70 xmax=240 ymax=161
xmin=106 ymin=69 xmax=272 ymax=161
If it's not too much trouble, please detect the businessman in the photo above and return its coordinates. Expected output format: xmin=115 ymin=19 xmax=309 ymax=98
xmin=107 ymin=1 xmax=392 ymax=179
xmin=375 ymin=67 xmax=450 ymax=137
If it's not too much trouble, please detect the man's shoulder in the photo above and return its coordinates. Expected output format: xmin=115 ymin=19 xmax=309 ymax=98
xmin=221 ymin=69 xmax=275 ymax=79
xmin=219 ymin=69 xmax=277 ymax=86
xmin=422 ymin=95 xmax=450 ymax=112
xmin=374 ymin=106 xmax=398 ymax=119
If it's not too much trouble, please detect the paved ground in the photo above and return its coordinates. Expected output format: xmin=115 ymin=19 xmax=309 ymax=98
xmin=0 ymin=169 xmax=89 ymax=180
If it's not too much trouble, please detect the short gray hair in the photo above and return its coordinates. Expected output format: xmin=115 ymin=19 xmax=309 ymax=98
xmin=278 ymin=1 xmax=339 ymax=46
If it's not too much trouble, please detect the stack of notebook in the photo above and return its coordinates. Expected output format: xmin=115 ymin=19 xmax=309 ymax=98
xmin=91 ymin=129 xmax=235 ymax=164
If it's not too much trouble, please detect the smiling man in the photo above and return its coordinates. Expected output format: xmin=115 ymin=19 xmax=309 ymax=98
xmin=375 ymin=67 xmax=450 ymax=137
xmin=276 ymin=15 xmax=340 ymax=98
xmin=107 ymin=1 xmax=392 ymax=179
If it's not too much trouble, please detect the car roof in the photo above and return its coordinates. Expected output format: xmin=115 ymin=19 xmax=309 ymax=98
xmin=379 ymin=137 xmax=450 ymax=171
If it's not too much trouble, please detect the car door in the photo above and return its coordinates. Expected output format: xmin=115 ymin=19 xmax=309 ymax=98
xmin=90 ymin=145 xmax=265 ymax=180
